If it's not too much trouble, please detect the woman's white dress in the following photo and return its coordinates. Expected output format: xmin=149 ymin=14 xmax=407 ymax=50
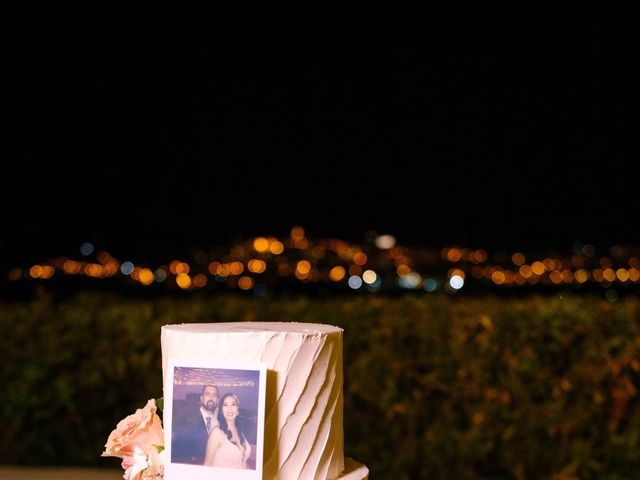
xmin=211 ymin=435 xmax=251 ymax=469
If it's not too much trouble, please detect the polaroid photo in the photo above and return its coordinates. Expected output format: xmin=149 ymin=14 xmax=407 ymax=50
xmin=163 ymin=358 xmax=266 ymax=480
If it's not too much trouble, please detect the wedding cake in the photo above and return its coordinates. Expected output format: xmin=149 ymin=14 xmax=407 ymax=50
xmin=161 ymin=322 xmax=369 ymax=480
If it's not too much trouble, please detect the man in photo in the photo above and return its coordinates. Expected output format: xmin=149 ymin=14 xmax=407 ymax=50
xmin=172 ymin=383 xmax=220 ymax=464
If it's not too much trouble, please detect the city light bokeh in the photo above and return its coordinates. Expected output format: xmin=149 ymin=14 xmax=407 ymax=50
xmin=3 ymin=226 xmax=639 ymax=299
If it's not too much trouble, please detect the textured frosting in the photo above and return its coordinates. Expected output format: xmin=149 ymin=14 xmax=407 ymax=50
xmin=161 ymin=322 xmax=360 ymax=480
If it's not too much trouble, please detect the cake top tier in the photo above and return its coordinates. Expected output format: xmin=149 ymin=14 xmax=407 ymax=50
xmin=161 ymin=321 xmax=343 ymax=335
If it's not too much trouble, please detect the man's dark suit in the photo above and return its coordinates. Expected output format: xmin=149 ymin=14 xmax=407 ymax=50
xmin=171 ymin=400 xmax=211 ymax=465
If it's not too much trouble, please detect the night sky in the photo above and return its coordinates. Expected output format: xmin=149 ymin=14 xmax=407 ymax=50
xmin=3 ymin=7 xmax=637 ymax=267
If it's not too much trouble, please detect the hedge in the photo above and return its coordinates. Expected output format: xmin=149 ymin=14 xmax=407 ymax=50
xmin=1 ymin=291 xmax=639 ymax=479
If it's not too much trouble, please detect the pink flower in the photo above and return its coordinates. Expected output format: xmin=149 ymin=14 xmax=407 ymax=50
xmin=102 ymin=399 xmax=165 ymax=480
xmin=141 ymin=448 xmax=166 ymax=480
xmin=122 ymin=447 xmax=149 ymax=480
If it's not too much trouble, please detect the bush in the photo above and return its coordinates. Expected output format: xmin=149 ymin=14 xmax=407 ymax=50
xmin=1 ymin=291 xmax=639 ymax=479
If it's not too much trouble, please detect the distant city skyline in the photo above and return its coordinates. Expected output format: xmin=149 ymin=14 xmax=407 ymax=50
xmin=2 ymin=225 xmax=638 ymax=302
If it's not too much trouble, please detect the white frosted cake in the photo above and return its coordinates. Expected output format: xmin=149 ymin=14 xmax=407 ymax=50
xmin=161 ymin=322 xmax=369 ymax=480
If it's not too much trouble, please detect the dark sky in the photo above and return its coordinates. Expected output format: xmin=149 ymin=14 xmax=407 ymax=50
xmin=2 ymin=7 xmax=637 ymax=267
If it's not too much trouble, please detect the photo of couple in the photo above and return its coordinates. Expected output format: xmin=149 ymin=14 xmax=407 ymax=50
xmin=166 ymin=364 xmax=265 ymax=478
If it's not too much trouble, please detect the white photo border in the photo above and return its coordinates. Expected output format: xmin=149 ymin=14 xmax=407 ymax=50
xmin=163 ymin=358 xmax=266 ymax=480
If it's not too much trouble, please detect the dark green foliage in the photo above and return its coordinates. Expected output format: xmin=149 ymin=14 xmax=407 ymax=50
xmin=1 ymin=291 xmax=639 ymax=479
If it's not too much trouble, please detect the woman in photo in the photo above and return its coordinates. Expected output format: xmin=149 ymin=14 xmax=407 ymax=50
xmin=204 ymin=393 xmax=252 ymax=469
